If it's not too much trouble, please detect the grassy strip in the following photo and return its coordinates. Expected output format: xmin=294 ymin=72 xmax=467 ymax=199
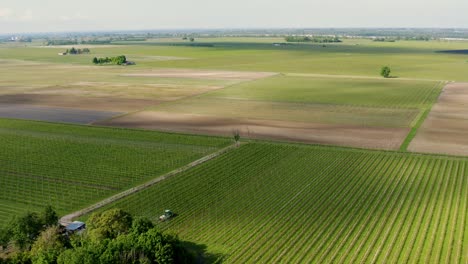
xmin=399 ymin=81 xmax=446 ymax=151
xmin=399 ymin=108 xmax=431 ymax=151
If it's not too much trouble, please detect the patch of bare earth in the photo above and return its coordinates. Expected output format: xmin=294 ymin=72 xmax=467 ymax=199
xmin=409 ymin=82 xmax=468 ymax=155
xmin=95 ymin=111 xmax=409 ymax=150
xmin=0 ymin=94 xmax=157 ymax=112
xmin=122 ymin=69 xmax=277 ymax=81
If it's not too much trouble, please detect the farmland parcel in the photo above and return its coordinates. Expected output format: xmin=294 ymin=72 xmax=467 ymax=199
xmin=100 ymin=75 xmax=441 ymax=149
xmin=1 ymin=37 xmax=468 ymax=262
xmin=93 ymin=142 xmax=467 ymax=263
xmin=0 ymin=119 xmax=230 ymax=227
xmin=409 ymin=82 xmax=468 ymax=155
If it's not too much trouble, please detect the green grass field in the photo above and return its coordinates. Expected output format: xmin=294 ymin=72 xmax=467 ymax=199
xmin=93 ymin=142 xmax=467 ymax=263
xmin=0 ymin=119 xmax=231 ymax=227
xmin=152 ymin=75 xmax=441 ymax=128
xmin=204 ymin=75 xmax=441 ymax=108
xmin=2 ymin=38 xmax=468 ymax=81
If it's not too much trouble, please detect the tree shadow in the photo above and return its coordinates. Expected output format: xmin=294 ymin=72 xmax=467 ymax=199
xmin=182 ymin=241 xmax=226 ymax=264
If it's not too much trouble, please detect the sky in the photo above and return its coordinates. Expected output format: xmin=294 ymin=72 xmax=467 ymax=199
xmin=0 ymin=0 xmax=467 ymax=34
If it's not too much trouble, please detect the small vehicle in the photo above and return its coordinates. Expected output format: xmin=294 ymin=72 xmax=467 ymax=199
xmin=159 ymin=209 xmax=174 ymax=221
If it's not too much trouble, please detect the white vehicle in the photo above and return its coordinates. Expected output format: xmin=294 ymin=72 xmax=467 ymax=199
xmin=159 ymin=209 xmax=174 ymax=221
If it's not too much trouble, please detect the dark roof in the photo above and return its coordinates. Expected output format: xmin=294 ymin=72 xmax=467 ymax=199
xmin=66 ymin=221 xmax=85 ymax=231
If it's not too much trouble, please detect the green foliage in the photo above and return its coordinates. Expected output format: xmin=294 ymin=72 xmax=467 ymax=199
xmin=3 ymin=206 xmax=59 ymax=251
xmin=42 ymin=206 xmax=58 ymax=227
xmin=57 ymin=247 xmax=100 ymax=264
xmin=87 ymin=209 xmax=133 ymax=241
xmin=46 ymin=39 xmax=78 ymax=46
xmin=131 ymin=218 xmax=154 ymax=234
xmin=66 ymin=47 xmax=90 ymax=55
xmin=381 ymin=66 xmax=392 ymax=78
xmin=76 ymin=210 xmax=192 ymax=263
xmin=285 ymin=35 xmax=341 ymax=43
xmin=30 ymin=226 xmax=66 ymax=264
xmin=93 ymin=55 xmax=127 ymax=65
xmin=9 ymin=212 xmax=43 ymax=250
xmin=2 ymin=209 xmax=193 ymax=264
xmin=233 ymin=130 xmax=240 ymax=143
xmin=0 ymin=228 xmax=9 ymax=248
xmin=373 ymin=37 xmax=397 ymax=42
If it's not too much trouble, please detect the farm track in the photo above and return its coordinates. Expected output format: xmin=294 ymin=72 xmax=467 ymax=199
xmin=59 ymin=142 xmax=241 ymax=225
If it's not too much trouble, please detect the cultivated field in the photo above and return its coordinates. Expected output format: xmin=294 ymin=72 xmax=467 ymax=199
xmin=93 ymin=142 xmax=468 ymax=263
xmin=0 ymin=119 xmax=230 ymax=227
xmin=0 ymin=104 xmax=121 ymax=124
xmin=0 ymin=39 xmax=465 ymax=147
xmin=410 ymin=82 xmax=468 ymax=155
xmin=101 ymin=75 xmax=441 ymax=149
xmin=1 ymin=37 xmax=468 ymax=262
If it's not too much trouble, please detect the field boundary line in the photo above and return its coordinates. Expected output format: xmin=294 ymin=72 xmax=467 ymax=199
xmin=286 ymin=73 xmax=444 ymax=82
xmin=59 ymin=142 xmax=242 ymax=225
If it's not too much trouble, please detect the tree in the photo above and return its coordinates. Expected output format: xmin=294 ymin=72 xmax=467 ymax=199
xmin=189 ymin=37 xmax=195 ymax=42
xmin=0 ymin=228 xmax=10 ymax=248
xmin=9 ymin=212 xmax=43 ymax=249
xmin=233 ymin=130 xmax=241 ymax=146
xmin=42 ymin=205 xmax=58 ymax=227
xmin=86 ymin=208 xmax=133 ymax=241
xmin=30 ymin=226 xmax=66 ymax=264
xmin=92 ymin=57 xmax=98 ymax=64
xmin=131 ymin=217 xmax=154 ymax=234
xmin=381 ymin=66 xmax=391 ymax=78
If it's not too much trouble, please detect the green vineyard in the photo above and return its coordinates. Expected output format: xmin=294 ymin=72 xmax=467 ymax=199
xmin=96 ymin=142 xmax=467 ymax=263
xmin=0 ymin=119 xmax=231 ymax=227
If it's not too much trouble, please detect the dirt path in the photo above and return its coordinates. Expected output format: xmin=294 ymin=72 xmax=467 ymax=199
xmin=59 ymin=142 xmax=240 ymax=225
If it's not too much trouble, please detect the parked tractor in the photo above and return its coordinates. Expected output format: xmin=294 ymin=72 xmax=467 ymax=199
xmin=159 ymin=209 xmax=174 ymax=221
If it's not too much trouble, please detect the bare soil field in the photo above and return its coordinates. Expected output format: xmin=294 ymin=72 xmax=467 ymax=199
xmin=96 ymin=111 xmax=409 ymax=150
xmin=0 ymin=94 xmax=157 ymax=112
xmin=409 ymin=82 xmax=468 ymax=155
xmin=122 ymin=69 xmax=277 ymax=81
xmin=0 ymin=104 xmax=121 ymax=124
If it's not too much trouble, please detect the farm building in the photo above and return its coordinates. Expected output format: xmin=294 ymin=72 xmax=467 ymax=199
xmin=65 ymin=221 xmax=86 ymax=233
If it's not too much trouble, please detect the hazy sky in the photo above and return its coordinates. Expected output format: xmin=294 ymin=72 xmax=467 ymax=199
xmin=1 ymin=0 xmax=467 ymax=34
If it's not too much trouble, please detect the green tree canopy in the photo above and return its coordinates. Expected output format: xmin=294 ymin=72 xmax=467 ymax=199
xmin=381 ymin=66 xmax=391 ymax=78
xmin=87 ymin=208 xmax=133 ymax=242
xmin=30 ymin=226 xmax=66 ymax=263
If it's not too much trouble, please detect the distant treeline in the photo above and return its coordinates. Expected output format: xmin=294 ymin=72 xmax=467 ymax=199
xmin=373 ymin=36 xmax=431 ymax=42
xmin=285 ymin=36 xmax=342 ymax=43
xmin=46 ymin=39 xmax=112 ymax=46
xmin=373 ymin=38 xmax=397 ymax=42
xmin=63 ymin=47 xmax=90 ymax=55
xmin=92 ymin=55 xmax=128 ymax=65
